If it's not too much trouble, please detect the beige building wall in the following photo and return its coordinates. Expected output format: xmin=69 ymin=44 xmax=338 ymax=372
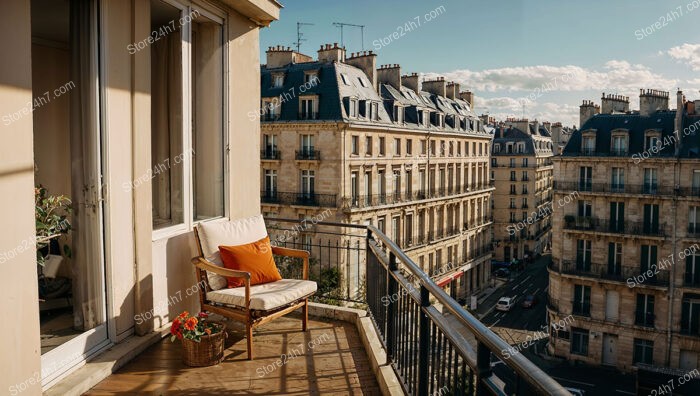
xmin=0 ymin=0 xmax=279 ymax=393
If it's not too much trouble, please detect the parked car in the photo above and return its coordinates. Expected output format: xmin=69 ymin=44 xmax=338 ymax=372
xmin=496 ymin=297 xmax=514 ymax=311
xmin=494 ymin=268 xmax=510 ymax=279
xmin=491 ymin=260 xmax=511 ymax=270
xmin=521 ymin=294 xmax=538 ymax=308
xmin=565 ymin=387 xmax=586 ymax=396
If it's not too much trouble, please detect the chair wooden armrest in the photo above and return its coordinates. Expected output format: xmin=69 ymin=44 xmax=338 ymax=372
xmin=272 ymin=246 xmax=309 ymax=280
xmin=191 ymin=257 xmax=251 ymax=281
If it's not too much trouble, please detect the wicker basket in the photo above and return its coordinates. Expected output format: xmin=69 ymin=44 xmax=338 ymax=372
xmin=181 ymin=322 xmax=227 ymax=367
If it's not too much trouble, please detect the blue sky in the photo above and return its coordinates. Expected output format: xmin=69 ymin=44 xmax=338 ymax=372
xmin=262 ymin=0 xmax=699 ymax=126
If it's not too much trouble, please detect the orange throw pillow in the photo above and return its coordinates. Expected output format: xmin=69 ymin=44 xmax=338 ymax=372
xmin=218 ymin=237 xmax=282 ymax=288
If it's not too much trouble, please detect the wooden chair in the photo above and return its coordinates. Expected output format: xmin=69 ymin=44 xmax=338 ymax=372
xmin=191 ymin=214 xmax=316 ymax=360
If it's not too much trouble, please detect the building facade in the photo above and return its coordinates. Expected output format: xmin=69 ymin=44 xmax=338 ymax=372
xmin=549 ymin=89 xmax=700 ymax=372
xmin=259 ymin=45 xmax=494 ymax=302
xmin=0 ymin=0 xmax=280 ymax=393
xmin=491 ymin=119 xmax=554 ymax=262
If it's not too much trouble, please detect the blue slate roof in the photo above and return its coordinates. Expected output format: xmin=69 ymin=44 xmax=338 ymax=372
xmin=562 ymin=110 xmax=700 ymax=158
xmin=260 ymin=61 xmax=489 ymax=137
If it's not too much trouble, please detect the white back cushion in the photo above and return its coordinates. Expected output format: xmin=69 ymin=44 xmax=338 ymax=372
xmin=196 ymin=215 xmax=268 ymax=291
xmin=197 ymin=214 xmax=268 ymax=257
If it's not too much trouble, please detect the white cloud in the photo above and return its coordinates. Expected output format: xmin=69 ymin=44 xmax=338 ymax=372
xmin=426 ymin=61 xmax=676 ymax=95
xmin=475 ymin=96 xmax=580 ymax=127
xmin=667 ymin=43 xmax=700 ymax=71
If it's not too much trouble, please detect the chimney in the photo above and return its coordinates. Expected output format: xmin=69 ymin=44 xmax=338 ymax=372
xmin=402 ymin=73 xmax=421 ymax=94
xmin=377 ymin=64 xmax=402 ymax=91
xmin=265 ymin=45 xmax=312 ymax=68
xmin=446 ymin=82 xmax=460 ymax=100
xmin=505 ymin=118 xmax=531 ymax=135
xmin=317 ymin=43 xmax=346 ymax=63
xmin=550 ymin=122 xmax=563 ymax=144
xmin=639 ymin=89 xmax=670 ymax=116
xmin=600 ymin=93 xmax=630 ymax=114
xmin=422 ymin=77 xmax=447 ymax=97
xmin=580 ymin=99 xmax=600 ymax=127
xmin=346 ymin=51 xmax=378 ymax=90
xmin=460 ymin=91 xmax=474 ymax=108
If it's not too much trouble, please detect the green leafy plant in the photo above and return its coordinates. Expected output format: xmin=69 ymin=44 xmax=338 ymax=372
xmin=35 ymin=186 xmax=72 ymax=266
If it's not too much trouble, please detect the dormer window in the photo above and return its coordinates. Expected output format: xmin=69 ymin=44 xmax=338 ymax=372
xmin=494 ymin=144 xmax=501 ymax=153
xmin=348 ymin=98 xmax=358 ymax=118
xmin=272 ymin=73 xmax=285 ymax=88
xmin=644 ymin=130 xmax=662 ymax=153
xmin=517 ymin=143 xmax=525 ymax=153
xmin=371 ymin=102 xmax=379 ymax=121
xmin=340 ymin=73 xmax=350 ymax=85
xmin=358 ymin=77 xmax=369 ymax=88
xmin=299 ymin=96 xmax=318 ymax=120
xmin=582 ymin=132 xmax=596 ymax=155
xmin=304 ymin=71 xmax=319 ymax=85
xmin=611 ymin=131 xmax=628 ymax=156
xmin=393 ymin=104 xmax=404 ymax=124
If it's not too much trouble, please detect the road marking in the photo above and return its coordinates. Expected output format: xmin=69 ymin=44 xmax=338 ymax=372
xmin=490 ymin=319 xmax=501 ymax=328
xmin=551 ymin=376 xmax=595 ymax=387
xmin=533 ymin=288 xmax=540 ymax=295
xmin=517 ymin=276 xmax=531 ymax=287
xmin=615 ymin=390 xmax=635 ymax=395
xmin=544 ymin=286 xmax=549 ymax=292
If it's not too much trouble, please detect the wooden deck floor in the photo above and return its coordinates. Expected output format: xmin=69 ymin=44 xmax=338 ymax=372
xmin=85 ymin=314 xmax=381 ymax=395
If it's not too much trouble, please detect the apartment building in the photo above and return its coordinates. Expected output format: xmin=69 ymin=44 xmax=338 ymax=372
xmin=549 ymin=89 xmax=700 ymax=373
xmin=259 ymin=44 xmax=494 ymax=301
xmin=491 ymin=119 xmax=554 ymax=262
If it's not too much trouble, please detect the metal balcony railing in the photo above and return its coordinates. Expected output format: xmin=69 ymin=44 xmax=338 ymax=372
xmin=554 ymin=181 xmax=675 ymax=195
xmin=295 ymin=149 xmax=321 ymax=160
xmin=555 ymin=260 xmax=670 ymax=286
xmin=298 ymin=111 xmax=319 ymax=120
xmin=260 ymin=191 xmax=336 ymax=207
xmin=260 ymin=149 xmax=281 ymax=160
xmin=563 ymin=216 xmax=666 ymax=237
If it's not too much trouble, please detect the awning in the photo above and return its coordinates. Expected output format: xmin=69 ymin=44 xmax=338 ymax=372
xmin=436 ymin=270 xmax=464 ymax=287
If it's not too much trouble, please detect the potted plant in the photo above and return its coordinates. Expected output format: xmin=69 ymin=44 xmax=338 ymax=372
xmin=35 ymin=185 xmax=72 ymax=268
xmin=170 ymin=311 xmax=226 ymax=367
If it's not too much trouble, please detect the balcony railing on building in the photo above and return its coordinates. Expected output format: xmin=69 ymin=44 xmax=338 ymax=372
xmin=260 ymin=190 xmax=336 ymax=207
xmin=571 ymin=300 xmax=591 ymax=316
xmin=265 ymin=218 xmax=570 ymax=395
xmin=563 ymin=216 xmax=666 ymax=237
xmin=260 ymin=149 xmax=281 ymax=160
xmin=298 ymin=111 xmax=319 ymax=120
xmin=342 ymin=185 xmax=491 ymax=210
xmin=555 ymin=260 xmax=670 ymax=286
xmin=295 ymin=149 xmax=321 ymax=160
xmin=635 ymin=310 xmax=656 ymax=328
xmin=554 ymin=181 xmax=675 ymax=195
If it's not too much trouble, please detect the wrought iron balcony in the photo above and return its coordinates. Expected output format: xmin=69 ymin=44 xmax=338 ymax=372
xmin=295 ymin=149 xmax=321 ymax=160
xmin=298 ymin=111 xmax=319 ymax=120
xmin=563 ymin=216 xmax=666 ymax=237
xmin=554 ymin=181 xmax=675 ymax=195
xmin=260 ymin=149 xmax=281 ymax=160
xmin=555 ymin=260 xmax=670 ymax=286
xmin=260 ymin=191 xmax=336 ymax=207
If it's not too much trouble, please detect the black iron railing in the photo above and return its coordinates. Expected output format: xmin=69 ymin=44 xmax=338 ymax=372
xmin=260 ymin=149 xmax=281 ymax=160
xmin=266 ymin=217 xmax=569 ymax=394
xmin=365 ymin=225 xmax=570 ymax=395
xmin=554 ymin=181 xmax=675 ymax=195
xmin=341 ymin=186 xmax=490 ymax=210
xmin=563 ymin=216 xmax=666 ymax=237
xmin=260 ymin=191 xmax=336 ymax=207
xmin=295 ymin=149 xmax=321 ymax=160
xmin=298 ymin=111 xmax=319 ymax=120
xmin=556 ymin=260 xmax=670 ymax=286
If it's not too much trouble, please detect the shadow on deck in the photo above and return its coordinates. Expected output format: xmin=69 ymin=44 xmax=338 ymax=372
xmin=85 ymin=313 xmax=380 ymax=395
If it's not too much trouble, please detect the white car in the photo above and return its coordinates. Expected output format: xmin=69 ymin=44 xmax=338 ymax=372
xmin=496 ymin=297 xmax=514 ymax=312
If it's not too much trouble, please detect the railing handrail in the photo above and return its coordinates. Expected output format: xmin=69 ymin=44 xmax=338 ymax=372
xmin=366 ymin=224 xmax=571 ymax=395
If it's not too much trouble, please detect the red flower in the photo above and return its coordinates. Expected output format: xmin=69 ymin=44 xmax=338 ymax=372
xmin=184 ymin=317 xmax=198 ymax=331
xmin=198 ymin=312 xmax=209 ymax=319
xmin=204 ymin=328 xmax=212 ymax=335
xmin=171 ymin=319 xmax=182 ymax=339
xmin=177 ymin=311 xmax=189 ymax=320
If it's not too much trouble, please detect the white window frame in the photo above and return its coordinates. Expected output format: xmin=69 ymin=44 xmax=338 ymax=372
xmin=152 ymin=0 xmax=228 ymax=241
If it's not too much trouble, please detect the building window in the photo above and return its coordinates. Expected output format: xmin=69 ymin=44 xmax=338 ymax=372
xmin=635 ymin=294 xmax=655 ymax=327
xmin=419 ymin=169 xmax=427 ymax=197
xmin=392 ymin=216 xmax=401 ymax=246
xmin=643 ymin=204 xmax=659 ymax=234
xmin=378 ymin=170 xmax=386 ymax=202
xmin=633 ymin=339 xmax=654 ymax=365
xmin=371 ymin=102 xmax=380 ymax=121
xmin=364 ymin=172 xmax=372 ymax=206
xmin=272 ymin=73 xmax=284 ymax=87
xmin=379 ymin=137 xmax=386 ymax=156
xmin=393 ymin=105 xmax=404 ymax=123
xmin=640 ymin=245 xmax=658 ymax=281
xmin=611 ymin=134 xmax=628 ymax=155
xmin=152 ymin=8 xmax=225 ymax=230
xmin=421 ymin=140 xmax=427 ymax=155
xmin=522 ymin=158 xmax=528 ymax=167
xmin=300 ymin=170 xmax=315 ymax=197
xmin=393 ymin=170 xmax=401 ymax=200
xmin=573 ymin=284 xmax=591 ymax=316
xmin=522 ymin=184 xmax=528 ymax=194
xmin=350 ymin=171 xmax=359 ymax=205
xmin=576 ymin=240 xmax=592 ymax=271
xmin=365 ymin=136 xmax=372 ymax=155
xmin=264 ymin=170 xmax=277 ymax=196
xmin=377 ymin=216 xmax=385 ymax=233
xmin=571 ymin=328 xmax=589 ymax=356
xmin=610 ymin=202 xmax=625 ymax=232
xmin=300 ymin=134 xmax=314 ymax=157
xmin=681 ymin=295 xmax=700 ymax=335
xmin=430 ymin=140 xmax=436 ymax=155
xmin=643 ymin=168 xmax=657 ymax=194
xmin=522 ymin=171 xmax=528 ymax=181
xmin=644 ymin=132 xmax=661 ymax=152
xmin=351 ymin=135 xmax=359 ymax=155
xmin=349 ymin=98 xmax=358 ymax=118
xmin=405 ymin=214 xmax=413 ymax=246
xmin=693 ymin=170 xmax=700 ymax=195
xmin=394 ymin=138 xmax=401 ymax=155
xmin=608 ymin=242 xmax=622 ymax=275
xmin=510 ymin=158 xmax=516 ymax=168
xmin=578 ymin=200 xmax=592 ymax=218
xmin=579 ymin=166 xmax=592 ymax=191
xmin=690 ymin=207 xmax=700 ymax=234
xmin=685 ymin=252 xmax=700 ymax=286
xmin=340 ymin=73 xmax=350 ymax=85
xmin=406 ymin=139 xmax=413 ymax=155
xmin=263 ymin=134 xmax=277 ymax=158
xmin=304 ymin=71 xmax=318 ymax=85
xmin=510 ymin=171 xmax=516 ymax=181
xmin=582 ymin=135 xmax=595 ymax=155
xmin=300 ymin=97 xmax=317 ymax=120
xmin=611 ymin=167 xmax=624 ymax=192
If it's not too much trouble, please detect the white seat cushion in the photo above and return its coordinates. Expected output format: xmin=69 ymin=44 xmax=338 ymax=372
xmin=206 ymin=279 xmax=317 ymax=311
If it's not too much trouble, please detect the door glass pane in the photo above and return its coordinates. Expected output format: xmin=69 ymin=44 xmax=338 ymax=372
xmin=151 ymin=0 xmax=184 ymax=229
xmin=192 ymin=12 xmax=224 ymax=221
